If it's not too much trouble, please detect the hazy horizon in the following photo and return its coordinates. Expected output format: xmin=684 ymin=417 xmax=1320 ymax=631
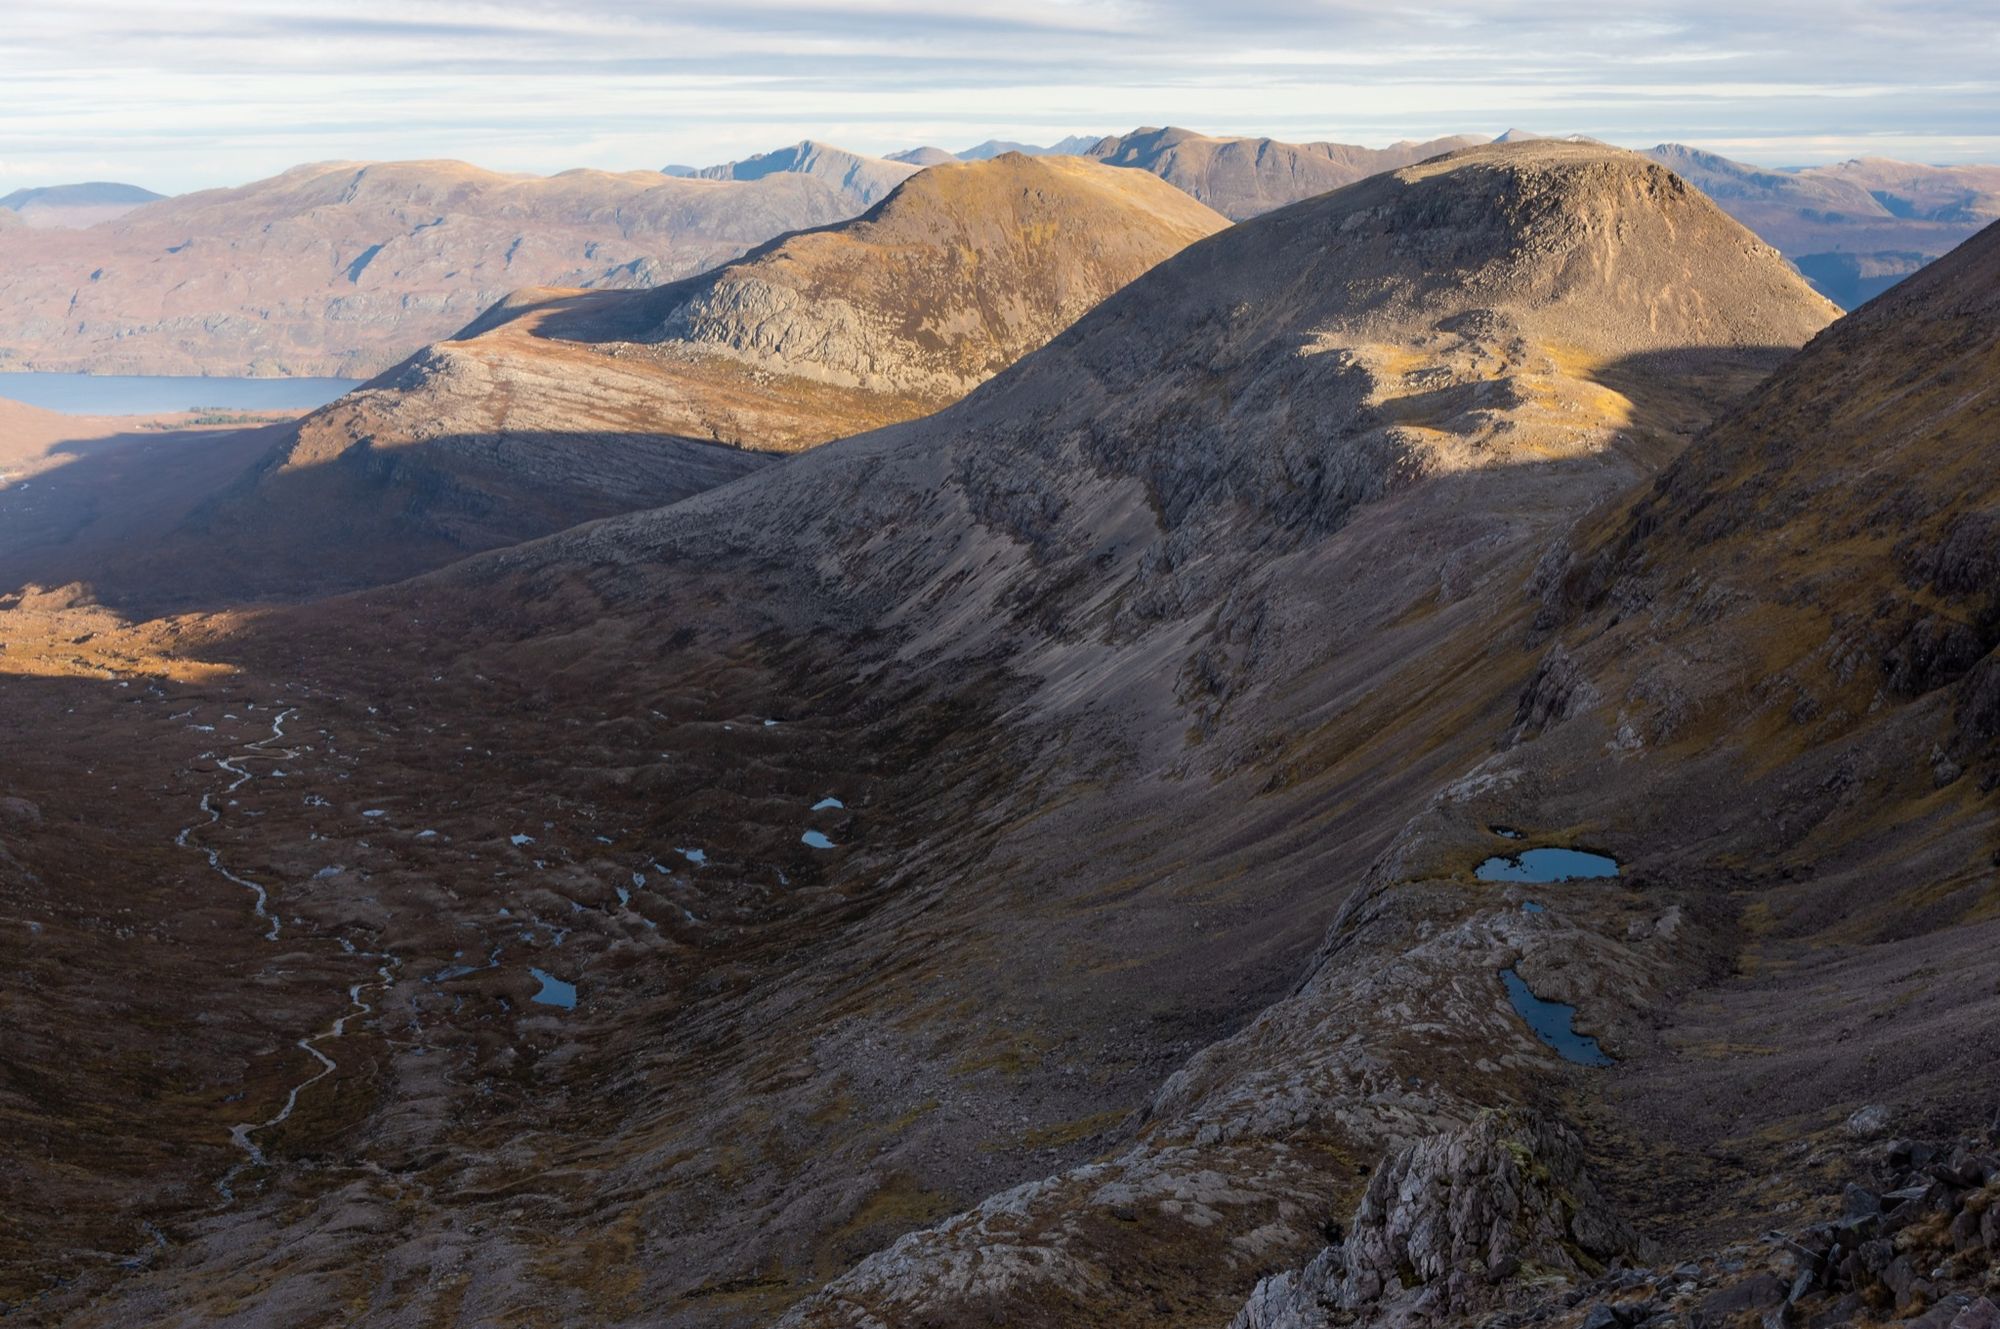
xmin=5 ymin=1 xmax=1999 ymax=195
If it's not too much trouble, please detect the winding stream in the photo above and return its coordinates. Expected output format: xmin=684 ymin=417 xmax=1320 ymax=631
xmin=177 ymin=703 xmax=405 ymax=1202
xmin=216 ymin=945 xmax=401 ymax=1201
xmin=175 ymin=708 xmax=300 ymax=941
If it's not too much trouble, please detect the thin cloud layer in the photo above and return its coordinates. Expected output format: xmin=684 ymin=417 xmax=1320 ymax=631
xmin=2 ymin=0 xmax=1995 ymax=191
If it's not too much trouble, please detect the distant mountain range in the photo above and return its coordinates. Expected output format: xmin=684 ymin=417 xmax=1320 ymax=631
xmin=958 ymin=134 xmax=1104 ymax=159
xmin=1642 ymin=144 xmax=2000 ymax=306
xmin=882 ymin=136 xmax=1104 ymax=164
xmin=666 ymin=136 xmax=1108 ymax=189
xmin=662 ymin=140 xmax=917 ymax=207
xmin=1079 ymin=125 xmax=1492 ymax=219
xmin=1 ymin=130 xmax=1995 ymax=379
xmin=936 ymin=127 xmax=1998 ymax=305
xmin=0 ymin=160 xmax=879 ymax=378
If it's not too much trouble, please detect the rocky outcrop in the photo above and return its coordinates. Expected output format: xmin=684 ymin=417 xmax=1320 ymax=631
xmin=1522 ymin=1135 xmax=2000 ymax=1329
xmin=1507 ymin=644 xmax=1600 ymax=744
xmin=1784 ymin=1139 xmax=2000 ymax=1321
xmin=1234 ymin=1111 xmax=1643 ymax=1328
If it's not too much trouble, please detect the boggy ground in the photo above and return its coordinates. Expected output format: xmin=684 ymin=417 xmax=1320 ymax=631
xmin=0 ymin=520 xmax=1576 ymax=1325
xmin=8 ymin=576 xmax=1307 ymax=1324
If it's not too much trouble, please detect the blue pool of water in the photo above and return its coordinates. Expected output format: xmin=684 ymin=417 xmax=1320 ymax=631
xmin=801 ymin=830 xmax=834 ymax=850
xmin=529 ymin=968 xmax=576 ymax=1010
xmin=0 ymin=372 xmax=362 ymax=416
xmin=1476 ymin=847 xmax=1619 ymax=883
xmin=1501 ymin=969 xmax=1613 ymax=1066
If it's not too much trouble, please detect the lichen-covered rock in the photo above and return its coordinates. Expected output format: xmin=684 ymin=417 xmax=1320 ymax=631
xmin=1231 ymin=1109 xmax=1643 ymax=1328
xmin=1507 ymin=643 xmax=1599 ymax=744
xmin=1951 ymin=1297 xmax=2000 ymax=1329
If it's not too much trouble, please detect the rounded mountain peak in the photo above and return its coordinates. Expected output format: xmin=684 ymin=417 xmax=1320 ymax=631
xmin=1159 ymin=138 xmax=1839 ymax=359
xmin=856 ymin=149 xmax=1225 ymax=231
xmin=641 ymin=153 xmax=1230 ymax=399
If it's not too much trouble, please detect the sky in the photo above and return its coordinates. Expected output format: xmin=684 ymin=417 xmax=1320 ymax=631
xmin=2 ymin=0 xmax=1997 ymax=194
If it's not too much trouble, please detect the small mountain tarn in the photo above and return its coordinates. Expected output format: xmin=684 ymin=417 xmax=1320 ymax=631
xmin=528 ymin=968 xmax=577 ymax=1010
xmin=1474 ymin=846 xmax=1620 ymax=882
xmin=1499 ymin=968 xmax=1616 ymax=1067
